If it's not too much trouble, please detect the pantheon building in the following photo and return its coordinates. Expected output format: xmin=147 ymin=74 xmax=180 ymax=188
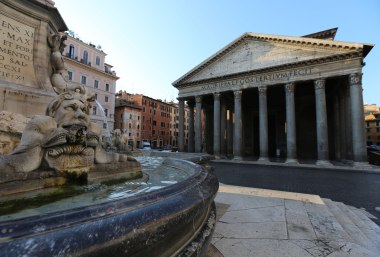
xmin=173 ymin=28 xmax=374 ymax=165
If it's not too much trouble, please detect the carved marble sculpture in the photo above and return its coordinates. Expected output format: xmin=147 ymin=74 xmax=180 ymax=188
xmin=0 ymin=111 xmax=30 ymax=155
xmin=0 ymin=33 xmax=139 ymax=183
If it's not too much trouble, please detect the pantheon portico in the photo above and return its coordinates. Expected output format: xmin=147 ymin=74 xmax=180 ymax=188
xmin=173 ymin=28 xmax=374 ymax=165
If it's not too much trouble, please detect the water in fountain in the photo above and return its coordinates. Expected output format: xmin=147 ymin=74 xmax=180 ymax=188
xmin=94 ymin=99 xmax=111 ymax=138
xmin=0 ymin=157 xmax=195 ymax=221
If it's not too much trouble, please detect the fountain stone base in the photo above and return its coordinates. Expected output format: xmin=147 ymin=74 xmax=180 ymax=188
xmin=0 ymin=158 xmax=219 ymax=257
xmin=0 ymin=161 xmax=142 ymax=196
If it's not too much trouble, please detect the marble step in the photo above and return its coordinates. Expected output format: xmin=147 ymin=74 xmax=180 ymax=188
xmin=322 ymin=198 xmax=378 ymax=252
xmin=334 ymin=201 xmax=380 ymax=252
xmin=303 ymin=200 xmax=352 ymax=242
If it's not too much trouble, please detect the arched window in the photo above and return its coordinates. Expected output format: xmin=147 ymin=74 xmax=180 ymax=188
xmin=96 ymin=56 xmax=100 ymax=65
xmin=69 ymin=45 xmax=75 ymax=59
xmin=83 ymin=50 xmax=88 ymax=64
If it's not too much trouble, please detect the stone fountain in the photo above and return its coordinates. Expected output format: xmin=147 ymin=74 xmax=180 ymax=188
xmin=0 ymin=1 xmax=218 ymax=256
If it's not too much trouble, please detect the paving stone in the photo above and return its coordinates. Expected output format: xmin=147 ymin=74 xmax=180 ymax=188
xmin=285 ymin=200 xmax=316 ymax=240
xmin=304 ymin=202 xmax=351 ymax=241
xmin=214 ymin=221 xmax=288 ymax=239
xmin=214 ymin=239 xmax=314 ymax=257
xmin=220 ymin=205 xmax=285 ymax=223
xmin=215 ymin=192 xmax=284 ymax=211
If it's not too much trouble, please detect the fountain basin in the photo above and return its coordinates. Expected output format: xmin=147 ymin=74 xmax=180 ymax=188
xmin=0 ymin=158 xmax=219 ymax=257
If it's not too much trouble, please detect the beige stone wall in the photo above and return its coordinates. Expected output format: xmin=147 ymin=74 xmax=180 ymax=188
xmin=0 ymin=0 xmax=67 ymax=117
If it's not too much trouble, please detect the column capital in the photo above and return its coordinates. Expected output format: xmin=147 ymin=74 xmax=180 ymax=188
xmin=214 ymin=92 xmax=221 ymax=100
xmin=285 ymin=83 xmax=295 ymax=93
xmin=314 ymin=79 xmax=326 ymax=90
xmin=349 ymin=73 xmax=362 ymax=86
xmin=195 ymin=95 xmax=202 ymax=103
xmin=233 ymin=90 xmax=242 ymax=99
xmin=177 ymin=97 xmax=185 ymax=102
xmin=258 ymin=86 xmax=267 ymax=96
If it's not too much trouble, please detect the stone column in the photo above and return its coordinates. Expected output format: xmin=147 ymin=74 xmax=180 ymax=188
xmin=333 ymin=94 xmax=341 ymax=160
xmin=227 ymin=109 xmax=233 ymax=156
xmin=349 ymin=73 xmax=367 ymax=163
xmin=213 ymin=92 xmax=221 ymax=156
xmin=220 ymin=97 xmax=227 ymax=156
xmin=285 ymin=83 xmax=298 ymax=164
xmin=178 ymin=98 xmax=185 ymax=152
xmin=195 ymin=96 xmax=202 ymax=153
xmin=187 ymin=100 xmax=195 ymax=152
xmin=233 ymin=90 xmax=242 ymax=159
xmin=314 ymin=79 xmax=331 ymax=165
xmin=258 ymin=86 xmax=269 ymax=161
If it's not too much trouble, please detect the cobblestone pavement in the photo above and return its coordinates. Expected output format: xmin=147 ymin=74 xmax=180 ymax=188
xmin=208 ymin=161 xmax=380 ymax=226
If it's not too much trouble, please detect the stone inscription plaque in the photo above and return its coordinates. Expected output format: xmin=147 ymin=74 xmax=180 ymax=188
xmin=0 ymin=15 xmax=36 ymax=86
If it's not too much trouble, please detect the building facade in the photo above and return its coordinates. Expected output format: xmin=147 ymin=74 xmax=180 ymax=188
xmin=168 ymin=102 xmax=190 ymax=150
xmin=173 ymin=28 xmax=374 ymax=165
xmin=364 ymin=104 xmax=380 ymax=146
xmin=114 ymin=97 xmax=142 ymax=149
xmin=116 ymin=92 xmax=175 ymax=148
xmin=62 ymin=34 xmax=118 ymax=131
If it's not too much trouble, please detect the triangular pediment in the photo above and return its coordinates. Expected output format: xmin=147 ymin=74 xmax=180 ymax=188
xmin=173 ymin=32 xmax=372 ymax=87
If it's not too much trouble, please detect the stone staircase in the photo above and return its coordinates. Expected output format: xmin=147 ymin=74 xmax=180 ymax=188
xmin=320 ymin=198 xmax=380 ymax=255
xmin=209 ymin=186 xmax=380 ymax=256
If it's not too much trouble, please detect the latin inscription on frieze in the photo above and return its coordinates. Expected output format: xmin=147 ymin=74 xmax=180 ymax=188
xmin=201 ymin=68 xmax=313 ymax=91
xmin=0 ymin=15 xmax=35 ymax=85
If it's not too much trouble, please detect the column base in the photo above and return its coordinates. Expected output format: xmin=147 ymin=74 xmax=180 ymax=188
xmin=316 ymin=160 xmax=333 ymax=166
xmin=352 ymin=161 xmax=372 ymax=169
xmin=233 ymin=156 xmax=242 ymax=161
xmin=285 ymin=158 xmax=298 ymax=164
xmin=258 ymin=156 xmax=269 ymax=162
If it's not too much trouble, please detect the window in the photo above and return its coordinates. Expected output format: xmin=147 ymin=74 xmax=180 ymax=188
xmin=138 ymin=116 xmax=140 ymax=120
xmin=137 ymin=125 xmax=140 ymax=129
xmin=105 ymin=96 xmax=108 ymax=102
xmin=103 ymin=123 xmax=107 ymax=129
xmin=104 ymin=109 xmax=108 ymax=117
xmin=83 ymin=50 xmax=88 ymax=64
xmin=130 ymin=114 xmax=132 ymax=119
xmin=69 ymin=45 xmax=75 ymax=58
xmin=105 ymin=84 xmax=109 ymax=91
xmin=81 ymin=76 xmax=87 ymax=85
xmin=94 ymin=93 xmax=98 ymax=100
xmin=129 ymin=123 xmax=131 ymax=129
xmin=68 ymin=71 xmax=73 ymax=81
xmin=92 ymin=107 xmax=97 ymax=115
xmin=94 ymin=80 xmax=99 ymax=88
xmin=96 ymin=56 xmax=100 ymax=65
xmin=377 ymin=128 xmax=380 ymax=132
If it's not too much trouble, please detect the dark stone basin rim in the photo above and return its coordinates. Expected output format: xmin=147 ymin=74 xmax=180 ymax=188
xmin=0 ymin=158 xmax=216 ymax=240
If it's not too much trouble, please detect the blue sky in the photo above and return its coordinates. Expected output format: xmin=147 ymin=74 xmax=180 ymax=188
xmin=54 ymin=0 xmax=380 ymax=105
